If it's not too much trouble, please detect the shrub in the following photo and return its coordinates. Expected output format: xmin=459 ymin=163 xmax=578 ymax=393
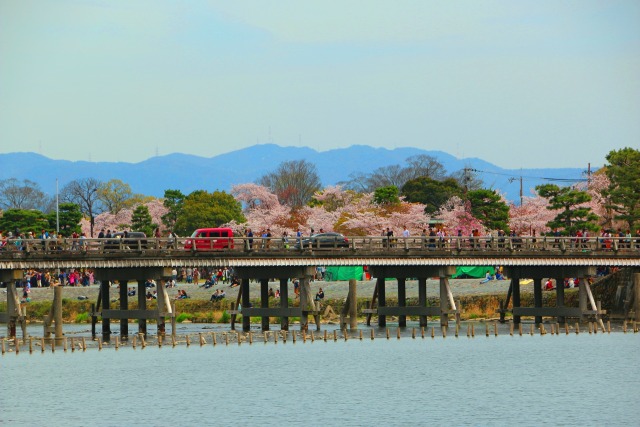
xmin=75 ymin=312 xmax=90 ymax=323
xmin=218 ymin=310 xmax=231 ymax=323
xmin=176 ymin=313 xmax=192 ymax=323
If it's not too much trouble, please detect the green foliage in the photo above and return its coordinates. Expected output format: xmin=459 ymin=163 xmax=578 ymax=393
xmin=402 ymin=177 xmax=463 ymax=214
xmin=219 ymin=310 xmax=231 ymax=323
xmin=373 ymin=186 xmax=400 ymax=205
xmin=604 ymin=147 xmax=640 ymax=230
xmin=46 ymin=202 xmax=82 ymax=235
xmin=176 ymin=312 xmax=192 ymax=323
xmin=174 ymin=190 xmax=245 ymax=236
xmin=131 ymin=204 xmax=157 ymax=236
xmin=0 ymin=208 xmax=50 ymax=235
xmin=75 ymin=312 xmax=90 ymax=323
xmin=466 ymin=189 xmax=510 ymax=232
xmin=536 ymin=183 xmax=599 ymax=235
xmin=162 ymin=189 xmax=185 ymax=231
xmin=98 ymin=179 xmax=134 ymax=214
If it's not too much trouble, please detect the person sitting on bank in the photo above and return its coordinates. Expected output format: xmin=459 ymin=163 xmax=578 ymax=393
xmin=315 ymin=287 xmax=325 ymax=301
xmin=210 ymin=289 xmax=221 ymax=302
xmin=479 ymin=271 xmax=494 ymax=284
xmin=146 ymin=291 xmax=154 ymax=300
xmin=544 ymin=279 xmax=554 ymax=290
xmin=268 ymin=287 xmax=275 ymax=298
xmin=127 ymin=287 xmax=136 ymax=297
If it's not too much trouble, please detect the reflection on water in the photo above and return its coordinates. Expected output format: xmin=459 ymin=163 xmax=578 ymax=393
xmin=1 ymin=332 xmax=639 ymax=426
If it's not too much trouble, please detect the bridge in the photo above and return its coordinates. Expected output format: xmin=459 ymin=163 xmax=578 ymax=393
xmin=1 ymin=235 xmax=639 ymax=340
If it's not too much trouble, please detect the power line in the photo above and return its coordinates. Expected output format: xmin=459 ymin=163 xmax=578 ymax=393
xmin=469 ymin=168 xmax=588 ymax=183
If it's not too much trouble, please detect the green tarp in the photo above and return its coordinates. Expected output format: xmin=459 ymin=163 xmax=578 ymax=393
xmin=324 ymin=266 xmax=365 ymax=281
xmin=452 ymin=266 xmax=494 ymax=279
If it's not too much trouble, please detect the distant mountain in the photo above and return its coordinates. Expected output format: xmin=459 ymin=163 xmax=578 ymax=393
xmin=0 ymin=144 xmax=590 ymax=202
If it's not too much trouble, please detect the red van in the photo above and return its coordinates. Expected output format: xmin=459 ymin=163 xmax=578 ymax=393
xmin=184 ymin=228 xmax=235 ymax=251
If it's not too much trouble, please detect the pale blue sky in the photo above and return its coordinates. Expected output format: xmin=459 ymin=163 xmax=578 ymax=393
xmin=1 ymin=1 xmax=638 ymax=168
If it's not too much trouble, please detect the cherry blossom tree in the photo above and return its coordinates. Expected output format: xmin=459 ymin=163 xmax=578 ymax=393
xmin=436 ymin=196 xmax=485 ymax=236
xmin=508 ymin=191 xmax=553 ymax=236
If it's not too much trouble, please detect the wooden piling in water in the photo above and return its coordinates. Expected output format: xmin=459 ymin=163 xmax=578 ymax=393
xmin=494 ymin=322 xmax=498 ymax=337
xmin=171 ymin=334 xmax=176 ymax=347
xmin=421 ymin=327 xmax=425 ymax=339
xmin=186 ymin=335 xmax=191 ymax=346
xmin=485 ymin=323 xmax=489 ymax=337
xmin=575 ymin=323 xmax=580 ymax=334
xmin=333 ymin=330 xmax=337 ymax=342
xmin=131 ymin=335 xmax=136 ymax=349
xmin=518 ymin=323 xmax=522 ymax=336
xmin=471 ymin=324 xmax=475 ymax=337
xmin=386 ymin=328 xmax=390 ymax=340
xmin=249 ymin=332 xmax=253 ymax=344
xmin=565 ymin=323 xmax=569 ymax=335
xmin=509 ymin=322 xmax=514 ymax=336
xmin=293 ymin=331 xmax=298 ymax=343
xmin=1 ymin=338 xmax=5 ymax=355
xmin=29 ymin=337 xmax=33 ymax=354
xmin=455 ymin=324 xmax=459 ymax=338
xmin=273 ymin=331 xmax=277 ymax=344
xmin=359 ymin=330 xmax=363 ymax=340
xmin=226 ymin=333 xmax=230 ymax=346
xmin=467 ymin=324 xmax=470 ymax=337
xmin=442 ymin=326 xmax=447 ymax=338
xmin=16 ymin=339 xmax=20 ymax=355
xmin=432 ymin=327 xmax=436 ymax=338
xmin=530 ymin=324 xmax=534 ymax=336
xmin=82 ymin=337 xmax=87 ymax=351
xmin=397 ymin=328 xmax=401 ymax=340
xmin=311 ymin=331 xmax=315 ymax=342
xmin=588 ymin=322 xmax=593 ymax=334
xmin=98 ymin=339 xmax=102 ymax=351
xmin=41 ymin=337 xmax=45 ymax=353
xmin=71 ymin=337 xmax=75 ymax=352
xmin=371 ymin=329 xmax=375 ymax=340
xmin=343 ymin=329 xmax=348 ymax=341
xmin=115 ymin=337 xmax=119 ymax=350
xmin=412 ymin=328 xmax=416 ymax=339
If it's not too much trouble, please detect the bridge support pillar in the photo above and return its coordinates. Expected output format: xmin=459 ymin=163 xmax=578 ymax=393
xmin=260 ymin=279 xmax=270 ymax=331
xmin=119 ymin=278 xmax=129 ymax=340
xmin=101 ymin=280 xmax=111 ymax=342
xmin=512 ymin=276 xmax=521 ymax=325
xmin=242 ymin=278 xmax=251 ymax=332
xmin=439 ymin=277 xmax=449 ymax=328
xmin=533 ymin=278 xmax=543 ymax=326
xmin=398 ymin=278 xmax=406 ymax=327
xmin=280 ymin=278 xmax=289 ymax=331
xmin=555 ymin=277 xmax=565 ymax=324
xmin=579 ymin=280 xmax=588 ymax=316
xmin=418 ymin=278 xmax=427 ymax=327
xmin=635 ymin=273 xmax=640 ymax=322
xmin=377 ymin=276 xmax=386 ymax=328
xmin=137 ymin=279 xmax=147 ymax=338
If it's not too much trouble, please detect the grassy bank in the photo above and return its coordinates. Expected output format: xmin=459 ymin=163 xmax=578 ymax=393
xmin=1 ymin=290 xmax=581 ymax=324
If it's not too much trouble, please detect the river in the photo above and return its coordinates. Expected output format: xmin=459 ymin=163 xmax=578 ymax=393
xmin=1 ymin=325 xmax=638 ymax=427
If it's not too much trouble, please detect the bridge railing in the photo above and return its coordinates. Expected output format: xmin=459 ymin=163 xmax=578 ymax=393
xmin=0 ymin=235 xmax=639 ymax=257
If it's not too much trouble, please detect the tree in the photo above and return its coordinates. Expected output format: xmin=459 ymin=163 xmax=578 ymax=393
xmin=0 ymin=209 xmax=49 ymax=236
xmin=466 ymin=189 xmax=510 ymax=232
xmin=0 ymin=178 xmax=47 ymax=211
xmin=338 ymin=155 xmax=447 ymax=193
xmin=536 ymin=184 xmax=599 ymax=235
xmin=450 ymin=168 xmax=484 ymax=192
xmin=98 ymin=179 xmax=134 ymax=215
xmin=401 ymin=177 xmax=463 ymax=214
xmin=373 ymin=186 xmax=400 ymax=205
xmin=131 ymin=204 xmax=157 ymax=236
xmin=161 ymin=189 xmax=185 ymax=231
xmin=46 ymin=202 xmax=83 ymax=236
xmin=60 ymin=178 xmax=103 ymax=237
xmin=174 ymin=190 xmax=245 ymax=236
xmin=436 ymin=196 xmax=485 ymax=236
xmin=604 ymin=147 xmax=640 ymax=230
xmin=258 ymin=160 xmax=321 ymax=207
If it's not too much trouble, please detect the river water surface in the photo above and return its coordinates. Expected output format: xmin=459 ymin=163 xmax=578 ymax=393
xmin=1 ymin=331 xmax=638 ymax=426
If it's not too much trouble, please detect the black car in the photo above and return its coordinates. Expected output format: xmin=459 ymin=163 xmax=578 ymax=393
xmin=103 ymin=231 xmax=148 ymax=251
xmin=294 ymin=232 xmax=349 ymax=249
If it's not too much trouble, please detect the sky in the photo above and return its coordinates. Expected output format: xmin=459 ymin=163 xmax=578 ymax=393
xmin=1 ymin=1 xmax=639 ymax=169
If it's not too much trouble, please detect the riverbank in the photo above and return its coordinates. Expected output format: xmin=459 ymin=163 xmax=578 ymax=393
xmin=2 ymin=278 xmax=583 ymax=324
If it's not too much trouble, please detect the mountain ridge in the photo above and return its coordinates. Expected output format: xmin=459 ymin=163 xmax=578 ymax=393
xmin=0 ymin=144 xmax=590 ymax=202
